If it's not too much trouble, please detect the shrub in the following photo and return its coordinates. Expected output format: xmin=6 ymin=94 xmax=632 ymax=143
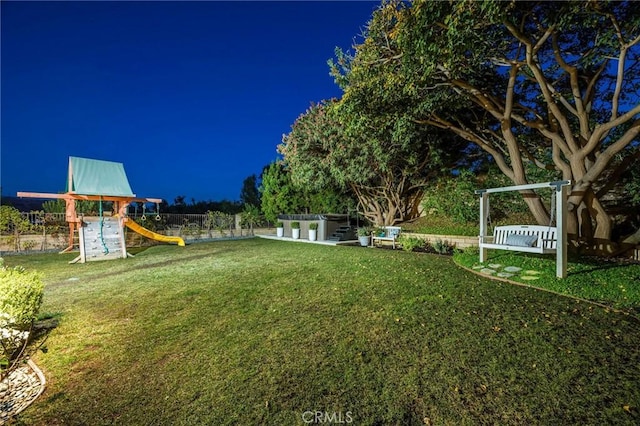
xmin=207 ymin=210 xmax=235 ymax=237
xmin=42 ymin=199 xmax=66 ymax=213
xmin=0 ymin=206 xmax=32 ymax=251
xmin=276 ymin=221 xmax=284 ymax=228
xmin=291 ymin=221 xmax=300 ymax=229
xmin=357 ymin=227 xmax=371 ymax=237
xmin=432 ymin=239 xmax=455 ymax=255
xmin=0 ymin=260 xmax=44 ymax=380
xmin=309 ymin=222 xmax=318 ymax=231
xmin=398 ymin=235 xmax=426 ymax=252
xmin=421 ymin=170 xmax=478 ymax=224
xmin=240 ymin=205 xmax=261 ymax=236
xmin=462 ymin=245 xmax=480 ymax=256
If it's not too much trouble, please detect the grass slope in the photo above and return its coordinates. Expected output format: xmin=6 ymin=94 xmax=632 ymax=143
xmin=5 ymin=239 xmax=640 ymax=425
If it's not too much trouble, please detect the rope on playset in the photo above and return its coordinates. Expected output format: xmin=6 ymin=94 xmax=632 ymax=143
xmin=98 ymin=196 xmax=109 ymax=254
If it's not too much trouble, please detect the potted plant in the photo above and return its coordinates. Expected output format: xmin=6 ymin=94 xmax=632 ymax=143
xmin=291 ymin=221 xmax=301 ymax=239
xmin=276 ymin=221 xmax=284 ymax=237
xmin=357 ymin=227 xmax=371 ymax=247
xmin=308 ymin=222 xmax=318 ymax=241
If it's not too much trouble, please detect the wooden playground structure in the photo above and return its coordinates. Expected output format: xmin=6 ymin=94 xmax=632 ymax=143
xmin=18 ymin=156 xmax=184 ymax=263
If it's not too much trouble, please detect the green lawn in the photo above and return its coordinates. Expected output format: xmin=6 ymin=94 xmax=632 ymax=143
xmin=454 ymin=249 xmax=640 ymax=313
xmin=5 ymin=239 xmax=640 ymax=425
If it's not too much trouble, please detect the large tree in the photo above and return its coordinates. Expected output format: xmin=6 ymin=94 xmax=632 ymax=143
xmin=259 ymin=161 xmax=355 ymax=223
xmin=259 ymin=162 xmax=302 ymax=223
xmin=333 ymin=0 xmax=640 ymax=247
xmin=279 ymin=97 xmax=470 ymax=225
xmin=239 ymin=174 xmax=261 ymax=209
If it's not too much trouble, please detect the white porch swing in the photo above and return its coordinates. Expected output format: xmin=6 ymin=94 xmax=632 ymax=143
xmin=475 ymin=180 xmax=571 ymax=278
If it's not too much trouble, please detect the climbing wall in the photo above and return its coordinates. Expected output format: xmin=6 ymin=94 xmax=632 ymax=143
xmin=78 ymin=216 xmax=127 ymax=262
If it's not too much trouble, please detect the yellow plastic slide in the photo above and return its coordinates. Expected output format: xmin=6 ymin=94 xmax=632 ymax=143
xmin=124 ymin=219 xmax=185 ymax=247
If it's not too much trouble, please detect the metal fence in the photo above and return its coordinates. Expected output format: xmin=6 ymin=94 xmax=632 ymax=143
xmin=0 ymin=212 xmax=274 ymax=253
xmin=0 ymin=212 xmax=264 ymax=233
xmin=128 ymin=213 xmax=240 ymax=233
xmin=0 ymin=212 xmax=68 ymax=252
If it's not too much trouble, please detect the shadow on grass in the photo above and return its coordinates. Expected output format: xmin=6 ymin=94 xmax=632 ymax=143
xmin=3 ymin=313 xmax=61 ymax=383
xmin=46 ymin=248 xmax=238 ymax=290
xmin=567 ymin=254 xmax=640 ymax=275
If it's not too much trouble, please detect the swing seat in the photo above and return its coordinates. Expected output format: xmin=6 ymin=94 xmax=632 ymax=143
xmin=479 ymin=225 xmax=557 ymax=254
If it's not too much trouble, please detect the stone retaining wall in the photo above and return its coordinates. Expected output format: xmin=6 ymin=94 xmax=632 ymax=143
xmin=402 ymin=232 xmax=478 ymax=249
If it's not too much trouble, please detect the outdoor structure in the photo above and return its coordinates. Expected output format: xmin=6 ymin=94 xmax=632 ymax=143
xmin=17 ymin=156 xmax=184 ymax=263
xmin=475 ymin=181 xmax=571 ymax=278
xmin=277 ymin=214 xmax=356 ymax=241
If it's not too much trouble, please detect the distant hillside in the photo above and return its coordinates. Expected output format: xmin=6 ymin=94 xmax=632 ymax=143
xmin=1 ymin=196 xmax=46 ymax=211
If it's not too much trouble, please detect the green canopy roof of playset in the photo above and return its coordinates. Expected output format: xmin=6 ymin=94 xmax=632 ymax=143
xmin=66 ymin=156 xmax=135 ymax=197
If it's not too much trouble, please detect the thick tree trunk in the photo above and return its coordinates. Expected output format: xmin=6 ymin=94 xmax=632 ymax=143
xmin=352 ymin=183 xmax=423 ymax=226
xmin=568 ymin=189 xmax=612 ymax=238
xmin=520 ymin=191 xmax=551 ymax=226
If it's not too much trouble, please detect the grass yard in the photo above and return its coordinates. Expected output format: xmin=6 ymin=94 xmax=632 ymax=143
xmin=454 ymin=249 xmax=640 ymax=314
xmin=5 ymin=238 xmax=640 ymax=425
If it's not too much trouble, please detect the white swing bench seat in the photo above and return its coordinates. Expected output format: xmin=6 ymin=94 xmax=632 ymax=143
xmin=479 ymin=225 xmax=558 ymax=254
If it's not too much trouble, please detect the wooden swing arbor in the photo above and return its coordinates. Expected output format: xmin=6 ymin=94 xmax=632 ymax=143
xmin=475 ymin=181 xmax=571 ymax=278
xmin=17 ymin=156 xmax=168 ymax=263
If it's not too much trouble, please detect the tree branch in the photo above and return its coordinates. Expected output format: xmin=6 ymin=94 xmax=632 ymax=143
xmin=504 ymin=20 xmax=581 ymax=153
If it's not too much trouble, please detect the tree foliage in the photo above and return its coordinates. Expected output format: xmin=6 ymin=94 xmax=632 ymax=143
xmin=259 ymin=162 xmax=303 ymax=223
xmin=279 ymin=99 xmax=470 ymax=225
xmin=259 ymin=161 xmax=356 ymax=223
xmin=164 ymin=197 xmax=242 ymax=215
xmin=240 ymin=174 xmax=261 ymax=209
xmin=331 ymin=0 xmax=640 ymax=246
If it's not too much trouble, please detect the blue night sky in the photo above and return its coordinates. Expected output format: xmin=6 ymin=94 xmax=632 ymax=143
xmin=1 ymin=1 xmax=378 ymax=204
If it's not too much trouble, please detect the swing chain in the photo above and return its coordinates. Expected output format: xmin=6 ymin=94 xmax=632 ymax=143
xmin=549 ymin=191 xmax=556 ymax=227
xmin=486 ymin=195 xmax=493 ymax=233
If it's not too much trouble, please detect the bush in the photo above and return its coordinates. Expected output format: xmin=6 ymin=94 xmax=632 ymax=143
xmin=422 ymin=170 xmax=478 ymax=224
xmin=0 ymin=206 xmax=32 ymax=251
xmin=357 ymin=227 xmax=372 ymax=237
xmin=309 ymin=222 xmax=318 ymax=230
xmin=462 ymin=245 xmax=480 ymax=256
xmin=207 ymin=210 xmax=236 ymax=237
xmin=431 ymin=239 xmax=455 ymax=255
xmin=420 ymin=166 xmax=550 ymax=228
xmin=291 ymin=221 xmax=300 ymax=229
xmin=398 ymin=235 xmax=426 ymax=252
xmin=240 ymin=205 xmax=261 ymax=236
xmin=0 ymin=259 xmax=44 ymax=380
